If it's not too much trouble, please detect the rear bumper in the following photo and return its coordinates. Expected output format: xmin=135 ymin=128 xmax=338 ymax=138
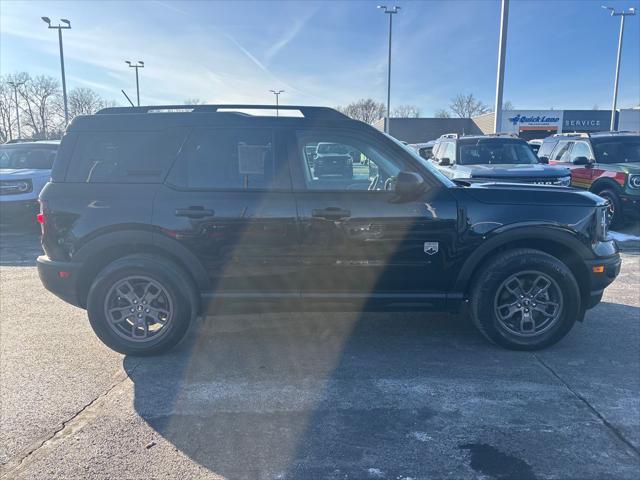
xmin=584 ymin=254 xmax=621 ymax=309
xmin=37 ymin=255 xmax=83 ymax=308
xmin=0 ymin=199 xmax=39 ymax=222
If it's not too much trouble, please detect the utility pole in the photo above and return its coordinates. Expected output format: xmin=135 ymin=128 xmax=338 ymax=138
xmin=493 ymin=0 xmax=509 ymax=133
xmin=7 ymin=81 xmax=25 ymax=139
xmin=378 ymin=5 xmax=400 ymax=133
xmin=269 ymin=90 xmax=284 ymax=116
xmin=125 ymin=61 xmax=145 ymax=106
xmin=42 ymin=17 xmax=71 ymax=125
xmin=602 ymin=6 xmax=636 ymax=131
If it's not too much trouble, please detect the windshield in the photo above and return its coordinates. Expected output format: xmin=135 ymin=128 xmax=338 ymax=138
xmin=0 ymin=146 xmax=57 ymax=170
xmin=458 ymin=141 xmax=539 ymax=165
xmin=592 ymin=138 xmax=640 ymax=164
xmin=385 ymin=133 xmax=456 ymax=187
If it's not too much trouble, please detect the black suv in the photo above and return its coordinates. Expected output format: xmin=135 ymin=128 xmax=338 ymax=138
xmin=37 ymin=105 xmax=620 ymax=355
xmin=430 ymin=133 xmax=571 ymax=186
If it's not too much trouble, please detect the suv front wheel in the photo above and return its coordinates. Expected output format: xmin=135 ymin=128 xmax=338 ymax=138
xmin=470 ymin=248 xmax=581 ymax=350
xmin=87 ymin=254 xmax=196 ymax=355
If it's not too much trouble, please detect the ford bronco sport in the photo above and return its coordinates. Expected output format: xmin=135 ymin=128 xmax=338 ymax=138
xmin=37 ymin=105 xmax=620 ymax=355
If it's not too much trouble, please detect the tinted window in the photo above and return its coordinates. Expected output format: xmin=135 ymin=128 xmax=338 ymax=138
xmin=458 ymin=140 xmax=539 ymax=165
xmin=0 ymin=146 xmax=57 ymax=170
xmin=67 ymin=130 xmax=185 ymax=183
xmin=298 ymin=131 xmax=405 ymax=191
xmin=593 ymin=138 xmax=640 ymax=164
xmin=171 ymin=128 xmax=280 ymax=190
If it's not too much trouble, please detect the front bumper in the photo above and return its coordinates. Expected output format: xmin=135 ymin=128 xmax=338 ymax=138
xmin=0 ymin=199 xmax=39 ymax=222
xmin=37 ymin=255 xmax=83 ymax=308
xmin=584 ymin=254 xmax=622 ymax=309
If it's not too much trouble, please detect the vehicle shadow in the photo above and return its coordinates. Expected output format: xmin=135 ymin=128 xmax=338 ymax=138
xmin=0 ymin=226 xmax=41 ymax=266
xmin=122 ymin=300 xmax=640 ymax=479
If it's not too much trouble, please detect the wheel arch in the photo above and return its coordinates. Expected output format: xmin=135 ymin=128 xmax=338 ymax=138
xmin=589 ymin=177 xmax=622 ymax=195
xmin=454 ymin=226 xmax=592 ymax=304
xmin=72 ymin=229 xmax=209 ymax=308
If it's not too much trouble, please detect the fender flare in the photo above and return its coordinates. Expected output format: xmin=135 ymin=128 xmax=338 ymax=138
xmin=73 ymin=228 xmax=210 ymax=292
xmin=452 ymin=225 xmax=593 ymax=293
xmin=589 ymin=177 xmax=622 ymax=195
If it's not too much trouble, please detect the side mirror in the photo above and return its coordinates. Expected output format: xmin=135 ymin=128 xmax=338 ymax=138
xmin=393 ymin=171 xmax=426 ymax=200
xmin=538 ymin=156 xmax=549 ymax=164
xmin=439 ymin=157 xmax=451 ymax=166
xmin=573 ymin=156 xmax=590 ymax=166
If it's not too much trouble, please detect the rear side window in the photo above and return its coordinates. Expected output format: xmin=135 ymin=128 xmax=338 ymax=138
xmin=167 ymin=128 xmax=285 ymax=190
xmin=537 ymin=140 xmax=557 ymax=158
xmin=66 ymin=130 xmax=186 ymax=183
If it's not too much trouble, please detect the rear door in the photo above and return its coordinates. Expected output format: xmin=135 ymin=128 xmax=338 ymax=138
xmin=288 ymin=128 xmax=458 ymax=307
xmin=550 ymin=140 xmax=593 ymax=188
xmin=153 ymin=127 xmax=299 ymax=294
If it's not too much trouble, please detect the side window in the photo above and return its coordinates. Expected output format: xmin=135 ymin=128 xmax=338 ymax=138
xmin=442 ymin=142 xmax=456 ymax=163
xmin=537 ymin=140 xmax=557 ymax=158
xmin=569 ymin=142 xmax=592 ymax=162
xmin=297 ymin=132 xmax=405 ymax=191
xmin=169 ymin=128 xmax=285 ymax=190
xmin=552 ymin=141 xmax=573 ymax=162
xmin=432 ymin=142 xmax=443 ymax=159
xmin=67 ymin=130 xmax=186 ymax=183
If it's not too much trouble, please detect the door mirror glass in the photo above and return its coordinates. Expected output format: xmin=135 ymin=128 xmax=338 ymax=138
xmin=538 ymin=156 xmax=549 ymax=164
xmin=573 ymin=156 xmax=590 ymax=166
xmin=394 ymin=171 xmax=426 ymax=199
xmin=439 ymin=157 xmax=451 ymax=166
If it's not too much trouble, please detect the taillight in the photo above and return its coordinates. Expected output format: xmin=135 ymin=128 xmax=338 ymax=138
xmin=37 ymin=200 xmax=46 ymax=235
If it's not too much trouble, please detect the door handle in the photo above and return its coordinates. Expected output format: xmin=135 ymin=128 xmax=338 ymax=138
xmin=312 ymin=207 xmax=351 ymax=220
xmin=175 ymin=207 xmax=215 ymax=218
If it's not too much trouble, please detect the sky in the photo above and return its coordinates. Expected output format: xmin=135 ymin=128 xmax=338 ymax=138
xmin=1 ymin=0 xmax=639 ymax=115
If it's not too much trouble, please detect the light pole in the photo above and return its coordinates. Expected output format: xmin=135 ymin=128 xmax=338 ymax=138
xmin=602 ymin=5 xmax=636 ymax=131
xmin=269 ymin=89 xmax=284 ymax=116
xmin=493 ymin=0 xmax=509 ymax=133
xmin=42 ymin=17 xmax=71 ymax=125
xmin=7 ymin=81 xmax=25 ymax=139
xmin=378 ymin=5 xmax=400 ymax=133
xmin=125 ymin=61 xmax=145 ymax=106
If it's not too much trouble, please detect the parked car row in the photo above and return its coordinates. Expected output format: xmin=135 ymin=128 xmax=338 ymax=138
xmin=34 ymin=104 xmax=620 ymax=355
xmin=409 ymin=131 xmax=640 ymax=227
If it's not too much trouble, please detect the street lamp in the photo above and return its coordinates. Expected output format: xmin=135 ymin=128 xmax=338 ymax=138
xmin=42 ymin=16 xmax=71 ymax=125
xmin=378 ymin=5 xmax=400 ymax=133
xmin=7 ymin=81 xmax=25 ymax=139
xmin=602 ymin=5 xmax=637 ymax=131
xmin=125 ymin=61 xmax=145 ymax=106
xmin=269 ymin=89 xmax=284 ymax=116
xmin=493 ymin=0 xmax=509 ymax=133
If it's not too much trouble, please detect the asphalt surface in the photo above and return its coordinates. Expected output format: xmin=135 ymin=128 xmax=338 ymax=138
xmin=0 ymin=227 xmax=639 ymax=480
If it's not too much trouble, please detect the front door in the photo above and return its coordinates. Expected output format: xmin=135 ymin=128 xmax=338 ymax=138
xmin=153 ymin=127 xmax=299 ymax=294
xmin=288 ymin=129 xmax=458 ymax=307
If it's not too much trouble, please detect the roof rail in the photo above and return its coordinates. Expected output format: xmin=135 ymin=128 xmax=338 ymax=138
xmin=95 ymin=104 xmax=349 ymax=121
xmin=590 ymin=130 xmax=638 ymax=136
xmin=482 ymin=132 xmax=519 ymax=138
xmin=440 ymin=133 xmax=459 ymax=139
xmin=552 ymin=132 xmax=590 ymax=138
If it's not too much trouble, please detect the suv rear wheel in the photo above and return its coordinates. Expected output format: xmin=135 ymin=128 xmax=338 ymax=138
xmin=87 ymin=254 xmax=196 ymax=355
xmin=470 ymin=248 xmax=581 ymax=350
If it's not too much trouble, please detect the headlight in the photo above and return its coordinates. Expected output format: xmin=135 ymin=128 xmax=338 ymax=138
xmin=629 ymin=174 xmax=640 ymax=189
xmin=0 ymin=179 xmax=33 ymax=195
xmin=595 ymin=207 xmax=609 ymax=241
xmin=557 ymin=176 xmax=571 ymax=187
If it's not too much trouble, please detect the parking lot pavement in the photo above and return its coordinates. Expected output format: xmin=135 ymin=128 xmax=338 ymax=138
xmin=1 ymin=228 xmax=639 ymax=479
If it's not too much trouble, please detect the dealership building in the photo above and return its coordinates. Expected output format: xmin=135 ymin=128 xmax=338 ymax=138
xmin=375 ymin=108 xmax=640 ymax=144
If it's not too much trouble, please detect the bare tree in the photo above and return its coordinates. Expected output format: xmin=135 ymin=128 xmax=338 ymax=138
xmin=449 ymin=93 xmax=491 ymax=118
xmin=336 ymin=98 xmax=386 ymax=124
xmin=18 ymin=74 xmax=61 ymax=139
xmin=0 ymin=81 xmax=17 ymax=143
xmin=68 ymin=87 xmax=107 ymax=117
xmin=184 ymin=98 xmax=207 ymax=105
xmin=503 ymin=100 xmax=514 ymax=110
xmin=435 ymin=109 xmax=451 ymax=119
xmin=391 ymin=104 xmax=421 ymax=118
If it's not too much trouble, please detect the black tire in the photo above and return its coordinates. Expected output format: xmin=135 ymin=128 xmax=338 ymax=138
xmin=470 ymin=248 xmax=581 ymax=351
xmin=86 ymin=254 xmax=197 ymax=356
xmin=597 ymin=189 xmax=624 ymax=228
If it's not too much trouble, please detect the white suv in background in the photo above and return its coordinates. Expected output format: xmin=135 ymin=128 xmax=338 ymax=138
xmin=0 ymin=140 xmax=59 ymax=225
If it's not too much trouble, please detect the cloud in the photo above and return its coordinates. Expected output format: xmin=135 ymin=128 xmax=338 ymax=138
xmin=265 ymin=7 xmax=317 ymax=64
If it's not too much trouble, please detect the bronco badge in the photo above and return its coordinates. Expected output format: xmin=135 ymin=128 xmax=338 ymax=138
xmin=424 ymin=242 xmax=439 ymax=255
